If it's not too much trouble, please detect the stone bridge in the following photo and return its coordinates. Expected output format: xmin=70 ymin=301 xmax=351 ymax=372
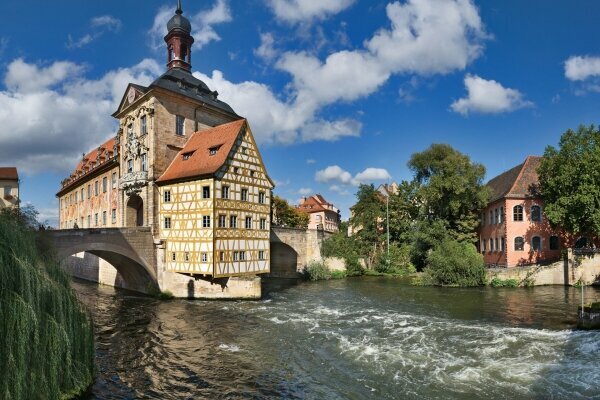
xmin=43 ymin=226 xmax=330 ymax=296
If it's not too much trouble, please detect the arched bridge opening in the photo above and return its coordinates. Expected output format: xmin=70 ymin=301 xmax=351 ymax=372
xmin=45 ymin=228 xmax=158 ymax=294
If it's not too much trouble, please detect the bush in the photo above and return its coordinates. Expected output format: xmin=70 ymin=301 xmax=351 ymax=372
xmin=344 ymin=253 xmax=365 ymax=276
xmin=321 ymin=229 xmax=364 ymax=276
xmin=490 ymin=278 xmax=519 ymax=288
xmin=304 ymin=261 xmax=332 ymax=281
xmin=0 ymin=210 xmax=95 ymax=399
xmin=375 ymin=244 xmax=416 ymax=276
xmin=330 ymin=270 xmax=347 ymax=279
xmin=421 ymin=239 xmax=486 ymax=287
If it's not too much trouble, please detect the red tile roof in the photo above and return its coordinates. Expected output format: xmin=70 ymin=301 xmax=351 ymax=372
xmin=59 ymin=137 xmax=117 ymax=191
xmin=297 ymin=194 xmax=337 ymax=213
xmin=486 ymin=156 xmax=542 ymax=202
xmin=156 ymin=119 xmax=246 ymax=184
xmin=0 ymin=167 xmax=18 ymax=180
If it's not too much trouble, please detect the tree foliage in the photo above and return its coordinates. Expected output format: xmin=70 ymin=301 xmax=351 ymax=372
xmin=408 ymin=144 xmax=489 ymax=242
xmin=348 ymin=184 xmax=386 ymax=266
xmin=422 ymin=238 xmax=486 ymax=287
xmin=271 ymin=195 xmax=309 ymax=228
xmin=538 ymin=124 xmax=600 ymax=236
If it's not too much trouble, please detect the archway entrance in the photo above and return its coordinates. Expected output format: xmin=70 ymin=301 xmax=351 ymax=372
xmin=126 ymin=195 xmax=144 ymax=227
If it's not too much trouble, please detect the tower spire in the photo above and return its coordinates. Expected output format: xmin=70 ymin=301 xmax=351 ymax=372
xmin=165 ymin=0 xmax=194 ymax=71
xmin=176 ymin=0 xmax=182 ymax=15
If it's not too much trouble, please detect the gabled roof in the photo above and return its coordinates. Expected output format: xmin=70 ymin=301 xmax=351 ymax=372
xmin=297 ymin=194 xmax=339 ymax=214
xmin=486 ymin=156 xmax=542 ymax=202
xmin=0 ymin=167 xmax=18 ymax=180
xmin=156 ymin=119 xmax=246 ymax=185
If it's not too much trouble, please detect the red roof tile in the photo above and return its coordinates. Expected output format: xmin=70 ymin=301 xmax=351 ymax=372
xmin=0 ymin=167 xmax=18 ymax=180
xmin=297 ymin=194 xmax=337 ymax=213
xmin=486 ymin=156 xmax=542 ymax=202
xmin=59 ymin=137 xmax=117 ymax=191
xmin=156 ymin=119 xmax=246 ymax=184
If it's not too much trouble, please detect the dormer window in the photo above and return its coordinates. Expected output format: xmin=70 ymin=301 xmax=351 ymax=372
xmin=182 ymin=151 xmax=194 ymax=160
xmin=209 ymin=145 xmax=221 ymax=156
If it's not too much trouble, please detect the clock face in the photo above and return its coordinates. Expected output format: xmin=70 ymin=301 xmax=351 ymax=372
xmin=127 ymin=88 xmax=135 ymax=104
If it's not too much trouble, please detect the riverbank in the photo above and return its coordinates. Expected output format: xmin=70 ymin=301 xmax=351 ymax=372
xmin=0 ymin=212 xmax=95 ymax=399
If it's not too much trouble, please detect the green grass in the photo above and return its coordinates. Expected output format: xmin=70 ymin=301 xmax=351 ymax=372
xmin=490 ymin=278 xmax=519 ymax=288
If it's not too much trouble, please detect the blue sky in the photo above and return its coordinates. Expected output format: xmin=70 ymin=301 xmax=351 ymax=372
xmin=1 ymin=0 xmax=599 ymax=225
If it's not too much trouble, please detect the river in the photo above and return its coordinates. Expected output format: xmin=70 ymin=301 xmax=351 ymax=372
xmin=72 ymin=277 xmax=600 ymax=399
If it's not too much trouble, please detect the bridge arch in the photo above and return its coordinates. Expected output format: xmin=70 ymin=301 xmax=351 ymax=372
xmin=46 ymin=228 xmax=158 ymax=293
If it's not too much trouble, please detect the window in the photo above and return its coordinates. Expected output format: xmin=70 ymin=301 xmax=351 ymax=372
xmin=489 ymin=238 xmax=494 ymax=252
xmin=141 ymin=153 xmax=147 ymax=172
xmin=185 ymin=252 xmax=190 ymax=262
xmin=112 ymin=172 xmax=117 ymax=188
xmin=532 ymin=236 xmax=542 ymax=251
xmin=240 ymin=251 xmax=246 ymax=261
xmin=176 ymin=115 xmax=185 ymax=136
xmin=233 ymin=251 xmax=239 ymax=261
xmin=219 ymin=252 xmax=224 ymax=262
xmin=245 ymin=216 xmax=252 ymax=229
xmin=513 ymin=205 xmax=523 ymax=221
xmin=103 ymin=177 xmax=108 ymax=193
xmin=495 ymin=238 xmax=499 ymax=252
xmin=203 ymin=215 xmax=211 ymax=228
xmin=499 ymin=207 xmax=504 ymax=223
xmin=172 ymin=252 xmax=176 ymax=261
xmin=102 ymin=211 xmax=107 ymax=226
xmin=182 ymin=151 xmax=194 ymax=160
xmin=222 ymin=186 xmax=229 ymax=199
xmin=501 ymin=237 xmax=505 ymax=251
xmin=127 ymin=159 xmax=133 ymax=173
xmin=164 ymin=190 xmax=171 ymax=202
xmin=514 ymin=236 xmax=524 ymax=251
xmin=140 ymin=115 xmax=147 ymax=135
xmin=241 ymin=188 xmax=248 ymax=201
xmin=164 ymin=217 xmax=171 ymax=229
xmin=209 ymin=145 xmax=220 ymax=156
xmin=260 ymin=218 xmax=266 ymax=230
xmin=75 ymin=192 xmax=78 ymax=203
xmin=94 ymin=213 xmax=98 ymax=226
xmin=531 ymin=205 xmax=541 ymax=222
xmin=550 ymin=236 xmax=560 ymax=250
xmin=218 ymin=215 xmax=226 ymax=228
xmin=87 ymin=215 xmax=91 ymax=227
xmin=112 ymin=209 xmax=117 ymax=224
xmin=230 ymin=215 xmax=237 ymax=228
xmin=494 ymin=208 xmax=499 ymax=224
xmin=259 ymin=250 xmax=265 ymax=260
xmin=95 ymin=181 xmax=99 ymax=196
xmin=81 ymin=188 xmax=85 ymax=201
xmin=201 ymin=253 xmax=208 ymax=262
xmin=258 ymin=191 xmax=265 ymax=204
xmin=202 ymin=186 xmax=210 ymax=199
xmin=489 ymin=210 xmax=493 ymax=225
xmin=88 ymin=184 xmax=91 ymax=199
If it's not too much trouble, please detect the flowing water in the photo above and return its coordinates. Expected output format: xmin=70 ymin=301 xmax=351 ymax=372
xmin=72 ymin=277 xmax=600 ymax=399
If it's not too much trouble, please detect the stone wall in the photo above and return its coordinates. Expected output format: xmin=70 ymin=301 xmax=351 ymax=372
xmin=488 ymin=250 xmax=600 ymax=286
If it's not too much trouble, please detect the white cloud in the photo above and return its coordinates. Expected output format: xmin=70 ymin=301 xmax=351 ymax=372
xmin=316 ymin=165 xmax=354 ymax=185
xmin=315 ymin=165 xmax=391 ymax=186
xmin=306 ymin=159 xmax=316 ymax=164
xmin=329 ymin=184 xmax=350 ymax=196
xmin=297 ymin=187 xmax=313 ymax=196
xmin=0 ymin=58 xmax=160 ymax=174
xmin=149 ymin=0 xmax=232 ymax=51
xmin=67 ymin=15 xmax=122 ymax=49
xmin=300 ymin=118 xmax=361 ymax=142
xmin=267 ymin=0 xmax=355 ymax=24
xmin=450 ymin=74 xmax=532 ymax=115
xmin=254 ymin=32 xmax=277 ymax=62
xmin=354 ymin=167 xmax=392 ymax=183
xmin=565 ymin=55 xmax=600 ymax=81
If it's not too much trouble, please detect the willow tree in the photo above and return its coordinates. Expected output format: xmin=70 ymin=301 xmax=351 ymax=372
xmin=538 ymin=124 xmax=600 ymax=237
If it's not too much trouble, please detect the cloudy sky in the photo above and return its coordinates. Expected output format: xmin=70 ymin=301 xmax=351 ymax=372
xmin=1 ymin=0 xmax=599 ymax=225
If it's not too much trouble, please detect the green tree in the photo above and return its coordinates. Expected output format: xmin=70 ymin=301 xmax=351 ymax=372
xmin=538 ymin=125 xmax=600 ymax=236
xmin=422 ymin=238 xmax=486 ymax=287
xmin=271 ymin=195 xmax=309 ymax=228
xmin=408 ymin=144 xmax=489 ymax=242
xmin=349 ymin=184 xmax=386 ymax=266
xmin=387 ymin=180 xmax=421 ymax=243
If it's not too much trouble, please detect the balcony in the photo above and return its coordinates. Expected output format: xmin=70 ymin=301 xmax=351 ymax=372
xmin=119 ymin=171 xmax=148 ymax=196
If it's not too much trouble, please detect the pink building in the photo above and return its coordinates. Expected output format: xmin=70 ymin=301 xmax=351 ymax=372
xmin=478 ymin=156 xmax=562 ymax=267
xmin=297 ymin=194 xmax=341 ymax=233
